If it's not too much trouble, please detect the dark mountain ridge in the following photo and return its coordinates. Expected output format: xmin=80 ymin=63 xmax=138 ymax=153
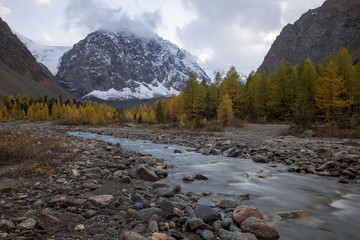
xmin=258 ymin=0 xmax=360 ymax=73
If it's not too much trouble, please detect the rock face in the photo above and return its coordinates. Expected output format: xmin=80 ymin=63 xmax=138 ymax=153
xmin=0 ymin=17 xmax=74 ymax=99
xmin=57 ymin=30 xmax=210 ymax=103
xmin=258 ymin=0 xmax=360 ymax=73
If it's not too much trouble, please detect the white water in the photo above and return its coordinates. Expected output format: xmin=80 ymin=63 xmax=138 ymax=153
xmin=69 ymin=132 xmax=360 ymax=240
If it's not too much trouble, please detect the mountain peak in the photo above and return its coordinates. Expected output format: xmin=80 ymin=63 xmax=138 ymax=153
xmin=56 ymin=29 xmax=209 ymax=103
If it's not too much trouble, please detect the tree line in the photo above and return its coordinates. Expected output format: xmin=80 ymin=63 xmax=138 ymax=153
xmin=1 ymin=47 xmax=359 ymax=128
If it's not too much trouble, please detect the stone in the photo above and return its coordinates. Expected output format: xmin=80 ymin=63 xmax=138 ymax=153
xmin=333 ymin=151 xmax=348 ymax=161
xmin=194 ymin=205 xmax=221 ymax=223
xmin=169 ymin=229 xmax=184 ymax=239
xmin=196 ymin=229 xmax=215 ymax=240
xmin=188 ymin=218 xmax=212 ymax=230
xmin=173 ymin=207 xmax=185 ymax=217
xmin=0 ymin=219 xmax=15 ymax=230
xmin=174 ymin=149 xmax=182 ymax=153
xmin=278 ymin=210 xmax=310 ymax=219
xmin=125 ymin=209 xmax=143 ymax=221
xmin=152 ymin=232 xmax=168 ymax=239
xmin=252 ymin=154 xmax=269 ymax=163
xmin=317 ymin=148 xmax=332 ymax=159
xmin=299 ymin=130 xmax=315 ymax=138
xmin=343 ymin=154 xmax=359 ymax=163
xmin=157 ymin=198 xmax=175 ymax=212
xmin=139 ymin=208 xmax=165 ymax=223
xmin=194 ymin=174 xmax=208 ymax=180
xmin=122 ymin=231 xmax=148 ymax=240
xmin=222 ymin=214 xmax=234 ymax=228
xmin=38 ymin=213 xmax=62 ymax=234
xmin=136 ymin=164 xmax=160 ymax=182
xmin=152 ymin=181 xmax=170 ymax=189
xmin=155 ymin=168 xmax=168 ymax=178
xmin=156 ymin=188 xmax=174 ymax=198
xmin=240 ymin=217 xmax=279 ymax=240
xmin=59 ymin=212 xmax=85 ymax=231
xmin=219 ymin=199 xmax=238 ymax=209
xmin=185 ymin=206 xmax=196 ymax=219
xmin=74 ymin=224 xmax=85 ymax=231
xmin=71 ymin=169 xmax=80 ymax=177
xmin=17 ymin=218 xmax=37 ymax=230
xmin=149 ymin=220 xmax=159 ymax=232
xmin=218 ymin=229 xmax=257 ymax=240
xmin=183 ymin=175 xmax=195 ymax=182
xmin=89 ymin=195 xmax=114 ymax=208
xmin=120 ymin=176 xmax=131 ymax=183
xmin=232 ymin=205 xmax=263 ymax=225
xmin=342 ymin=169 xmax=355 ymax=177
xmin=317 ymin=160 xmax=339 ymax=171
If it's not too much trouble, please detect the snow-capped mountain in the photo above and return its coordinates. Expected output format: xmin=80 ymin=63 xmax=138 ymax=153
xmin=56 ymin=30 xmax=210 ymax=101
xmin=199 ymin=60 xmax=248 ymax=82
xmin=13 ymin=30 xmax=71 ymax=75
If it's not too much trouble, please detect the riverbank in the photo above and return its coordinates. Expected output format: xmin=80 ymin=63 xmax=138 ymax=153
xmin=0 ymin=121 xmax=359 ymax=239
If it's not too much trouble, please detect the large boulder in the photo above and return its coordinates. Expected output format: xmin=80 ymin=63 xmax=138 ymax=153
xmin=240 ymin=217 xmax=279 ymax=240
xmin=232 ymin=205 xmax=263 ymax=225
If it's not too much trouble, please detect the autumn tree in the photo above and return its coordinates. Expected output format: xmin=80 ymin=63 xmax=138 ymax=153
xmin=182 ymin=72 xmax=198 ymax=120
xmin=316 ymin=60 xmax=353 ymax=125
xmin=217 ymin=93 xmax=233 ymax=126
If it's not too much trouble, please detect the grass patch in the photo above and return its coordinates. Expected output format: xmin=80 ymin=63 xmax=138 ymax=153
xmin=0 ymin=129 xmax=73 ymax=179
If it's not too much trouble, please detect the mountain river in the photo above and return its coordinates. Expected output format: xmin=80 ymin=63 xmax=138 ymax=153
xmin=69 ymin=132 xmax=360 ymax=240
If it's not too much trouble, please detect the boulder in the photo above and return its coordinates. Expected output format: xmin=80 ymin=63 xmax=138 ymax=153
xmin=136 ymin=164 xmax=160 ymax=182
xmin=252 ymin=154 xmax=269 ymax=163
xmin=38 ymin=213 xmax=62 ymax=234
xmin=194 ymin=205 xmax=221 ymax=223
xmin=299 ymin=129 xmax=315 ymax=138
xmin=233 ymin=205 xmax=263 ymax=225
xmin=89 ymin=195 xmax=114 ymax=208
xmin=240 ymin=217 xmax=279 ymax=240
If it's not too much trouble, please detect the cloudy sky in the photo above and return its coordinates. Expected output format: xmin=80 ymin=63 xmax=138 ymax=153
xmin=0 ymin=0 xmax=326 ymax=75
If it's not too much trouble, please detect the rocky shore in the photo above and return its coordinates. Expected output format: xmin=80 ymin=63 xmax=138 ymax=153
xmin=0 ymin=121 xmax=359 ymax=240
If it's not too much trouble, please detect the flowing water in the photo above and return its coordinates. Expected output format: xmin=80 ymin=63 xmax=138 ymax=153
xmin=69 ymin=132 xmax=360 ymax=240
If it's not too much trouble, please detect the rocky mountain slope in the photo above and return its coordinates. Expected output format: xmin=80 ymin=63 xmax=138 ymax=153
xmin=258 ymin=0 xmax=360 ymax=73
xmin=0 ymin=17 xmax=73 ymax=99
xmin=14 ymin=31 xmax=71 ymax=75
xmin=56 ymin=30 xmax=210 ymax=102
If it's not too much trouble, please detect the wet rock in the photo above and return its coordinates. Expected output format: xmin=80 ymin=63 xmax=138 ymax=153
xmin=252 ymin=154 xmax=269 ymax=163
xmin=278 ymin=210 xmax=310 ymax=219
xmin=232 ymin=205 xmax=263 ymax=225
xmin=342 ymin=169 xmax=355 ymax=177
xmin=17 ymin=218 xmax=37 ymax=230
xmin=218 ymin=229 xmax=257 ymax=240
xmin=240 ymin=217 xmax=279 ymax=240
xmin=153 ymin=181 xmax=170 ymax=189
xmin=89 ymin=195 xmax=114 ymax=208
xmin=194 ymin=205 xmax=221 ymax=223
xmin=136 ymin=164 xmax=160 ymax=182
xmin=122 ymin=231 xmax=148 ymax=240
xmin=185 ymin=206 xmax=196 ymax=219
xmin=339 ymin=177 xmax=350 ymax=184
xmin=169 ymin=229 xmax=184 ymax=239
xmin=155 ymin=168 xmax=168 ymax=178
xmin=157 ymin=198 xmax=175 ymax=212
xmin=317 ymin=160 xmax=339 ymax=171
xmin=188 ymin=218 xmax=212 ymax=230
xmin=174 ymin=149 xmax=182 ymax=153
xmin=183 ymin=175 xmax=195 ymax=182
xmin=194 ymin=174 xmax=208 ymax=180
xmin=222 ymin=214 xmax=234 ymax=228
xmin=38 ymin=213 xmax=62 ymax=234
xmin=299 ymin=130 xmax=315 ymax=138
xmin=219 ymin=199 xmax=238 ymax=209
xmin=0 ymin=219 xmax=15 ymax=230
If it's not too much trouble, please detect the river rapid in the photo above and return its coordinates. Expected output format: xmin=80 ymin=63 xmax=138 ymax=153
xmin=69 ymin=132 xmax=360 ymax=240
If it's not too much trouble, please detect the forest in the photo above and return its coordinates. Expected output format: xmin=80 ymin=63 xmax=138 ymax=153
xmin=1 ymin=47 xmax=359 ymax=129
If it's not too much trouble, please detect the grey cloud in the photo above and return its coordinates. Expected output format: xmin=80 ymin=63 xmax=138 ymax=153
xmin=64 ymin=0 xmax=161 ymax=38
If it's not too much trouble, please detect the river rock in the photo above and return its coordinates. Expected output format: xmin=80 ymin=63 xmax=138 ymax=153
xmin=233 ymin=205 xmax=263 ymax=224
xmin=136 ymin=164 xmax=160 ymax=182
xmin=188 ymin=218 xmax=212 ymax=230
xmin=218 ymin=229 xmax=257 ymax=240
xmin=343 ymin=154 xmax=359 ymax=163
xmin=342 ymin=169 xmax=355 ymax=177
xmin=219 ymin=199 xmax=238 ymax=209
xmin=194 ymin=205 xmax=221 ymax=223
xmin=157 ymin=198 xmax=175 ymax=212
xmin=196 ymin=229 xmax=215 ymax=240
xmin=89 ymin=195 xmax=114 ymax=208
xmin=240 ymin=217 xmax=279 ymax=240
xmin=183 ymin=175 xmax=195 ymax=182
xmin=38 ymin=213 xmax=62 ymax=234
xmin=0 ymin=219 xmax=15 ymax=230
xmin=278 ymin=210 xmax=310 ymax=219
xmin=317 ymin=148 xmax=332 ymax=159
xmin=252 ymin=154 xmax=269 ymax=163
xmin=122 ymin=231 xmax=148 ymax=240
xmin=125 ymin=209 xmax=143 ymax=221
xmin=317 ymin=160 xmax=339 ymax=171
xmin=139 ymin=208 xmax=165 ymax=223
xmin=17 ymin=218 xmax=37 ymax=230
xmin=194 ymin=174 xmax=208 ymax=180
